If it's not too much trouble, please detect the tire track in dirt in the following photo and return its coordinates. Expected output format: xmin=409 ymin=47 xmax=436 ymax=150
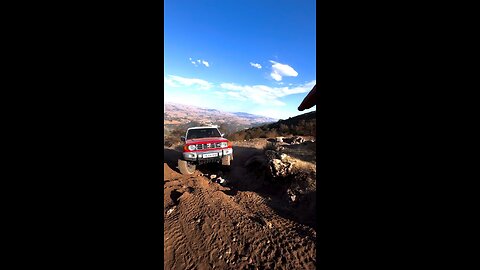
xmin=231 ymin=191 xmax=316 ymax=269
xmin=164 ymin=142 xmax=316 ymax=269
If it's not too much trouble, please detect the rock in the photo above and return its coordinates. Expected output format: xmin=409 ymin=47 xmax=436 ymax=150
xmin=242 ymin=256 xmax=248 ymax=261
xmin=280 ymin=153 xmax=288 ymax=161
xmin=275 ymin=137 xmax=283 ymax=142
xmin=268 ymin=159 xmax=292 ymax=178
xmin=166 ymin=207 xmax=175 ymax=215
xmin=210 ymin=175 xmax=217 ymax=180
xmin=267 ymin=222 xmax=274 ymax=229
xmin=292 ymin=136 xmax=305 ymax=144
xmin=196 ymin=218 xmax=201 ymax=223
xmin=287 ymin=188 xmax=297 ymax=202
xmin=283 ymin=136 xmax=305 ymax=144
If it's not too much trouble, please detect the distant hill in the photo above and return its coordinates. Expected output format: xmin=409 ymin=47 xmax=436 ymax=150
xmin=164 ymin=102 xmax=277 ymax=137
xmin=227 ymin=111 xmax=316 ymax=141
xmin=232 ymin=112 xmax=266 ymax=119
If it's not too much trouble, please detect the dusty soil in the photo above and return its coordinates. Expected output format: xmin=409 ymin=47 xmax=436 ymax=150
xmin=164 ymin=139 xmax=316 ymax=269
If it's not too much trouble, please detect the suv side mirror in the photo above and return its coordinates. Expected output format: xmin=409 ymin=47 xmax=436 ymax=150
xmin=180 ymin=136 xmax=186 ymax=142
xmin=221 ymin=133 xmax=225 ymax=137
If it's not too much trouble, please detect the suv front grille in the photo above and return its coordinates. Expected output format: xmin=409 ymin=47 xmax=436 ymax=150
xmin=196 ymin=143 xmax=221 ymax=150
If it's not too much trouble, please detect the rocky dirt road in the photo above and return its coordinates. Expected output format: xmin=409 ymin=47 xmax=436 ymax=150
xmin=164 ymin=141 xmax=316 ymax=269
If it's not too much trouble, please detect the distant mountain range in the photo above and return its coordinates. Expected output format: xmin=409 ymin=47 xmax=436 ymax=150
xmin=164 ymin=102 xmax=277 ymax=134
xmin=227 ymin=111 xmax=316 ymax=141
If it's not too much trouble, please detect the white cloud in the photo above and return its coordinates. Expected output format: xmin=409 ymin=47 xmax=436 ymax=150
xmin=165 ymin=91 xmax=218 ymax=108
xmin=214 ymin=91 xmax=248 ymax=101
xmin=164 ymin=75 xmax=212 ymax=90
xmin=190 ymin=58 xmax=210 ymax=67
xmin=250 ymin=62 xmax=262 ymax=69
xmin=219 ymin=80 xmax=315 ymax=106
xmin=270 ymin=72 xmax=282 ymax=81
xmin=164 ymin=76 xmax=178 ymax=87
xmin=251 ymin=109 xmax=285 ymax=119
xmin=269 ymin=60 xmax=298 ymax=81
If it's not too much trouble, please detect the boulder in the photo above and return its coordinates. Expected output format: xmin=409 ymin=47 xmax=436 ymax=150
xmin=264 ymin=148 xmax=294 ymax=179
xmin=290 ymin=136 xmax=305 ymax=144
xmin=268 ymin=158 xmax=292 ymax=178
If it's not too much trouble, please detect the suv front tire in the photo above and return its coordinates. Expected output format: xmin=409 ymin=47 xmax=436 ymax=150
xmin=221 ymin=155 xmax=231 ymax=166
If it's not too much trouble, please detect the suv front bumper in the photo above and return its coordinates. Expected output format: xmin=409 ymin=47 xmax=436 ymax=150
xmin=183 ymin=148 xmax=233 ymax=162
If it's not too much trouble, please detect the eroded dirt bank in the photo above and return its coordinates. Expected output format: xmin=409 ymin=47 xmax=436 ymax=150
xmin=164 ymin=139 xmax=316 ymax=269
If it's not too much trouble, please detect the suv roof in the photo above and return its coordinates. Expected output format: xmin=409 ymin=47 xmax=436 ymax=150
xmin=187 ymin=126 xmax=218 ymax=130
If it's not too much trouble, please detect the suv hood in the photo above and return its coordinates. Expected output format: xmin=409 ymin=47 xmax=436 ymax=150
xmin=185 ymin=137 xmax=228 ymax=144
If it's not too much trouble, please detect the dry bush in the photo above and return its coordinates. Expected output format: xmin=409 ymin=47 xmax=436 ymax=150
xmin=265 ymin=129 xmax=278 ymax=138
xmin=288 ymin=156 xmax=316 ymax=173
xmin=263 ymin=141 xmax=282 ymax=152
xmin=228 ymin=132 xmax=245 ymax=141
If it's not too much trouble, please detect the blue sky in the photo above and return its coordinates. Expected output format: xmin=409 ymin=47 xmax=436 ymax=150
xmin=164 ymin=0 xmax=316 ymax=120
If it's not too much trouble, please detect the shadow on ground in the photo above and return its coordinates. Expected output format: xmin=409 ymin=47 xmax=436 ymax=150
xmin=164 ymin=148 xmax=182 ymax=174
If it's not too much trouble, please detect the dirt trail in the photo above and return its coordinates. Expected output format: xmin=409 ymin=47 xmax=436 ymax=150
xmin=164 ymin=142 xmax=316 ymax=269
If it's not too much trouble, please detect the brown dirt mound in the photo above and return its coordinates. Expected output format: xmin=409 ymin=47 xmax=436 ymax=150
xmin=163 ymin=141 xmax=316 ymax=269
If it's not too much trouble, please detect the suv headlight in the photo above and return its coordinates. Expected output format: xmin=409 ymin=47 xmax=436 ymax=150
xmin=187 ymin=145 xmax=196 ymax=151
xmin=220 ymin=142 xmax=228 ymax=148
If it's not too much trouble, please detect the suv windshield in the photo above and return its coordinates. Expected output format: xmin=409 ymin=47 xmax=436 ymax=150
xmin=186 ymin=128 xmax=221 ymax=140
